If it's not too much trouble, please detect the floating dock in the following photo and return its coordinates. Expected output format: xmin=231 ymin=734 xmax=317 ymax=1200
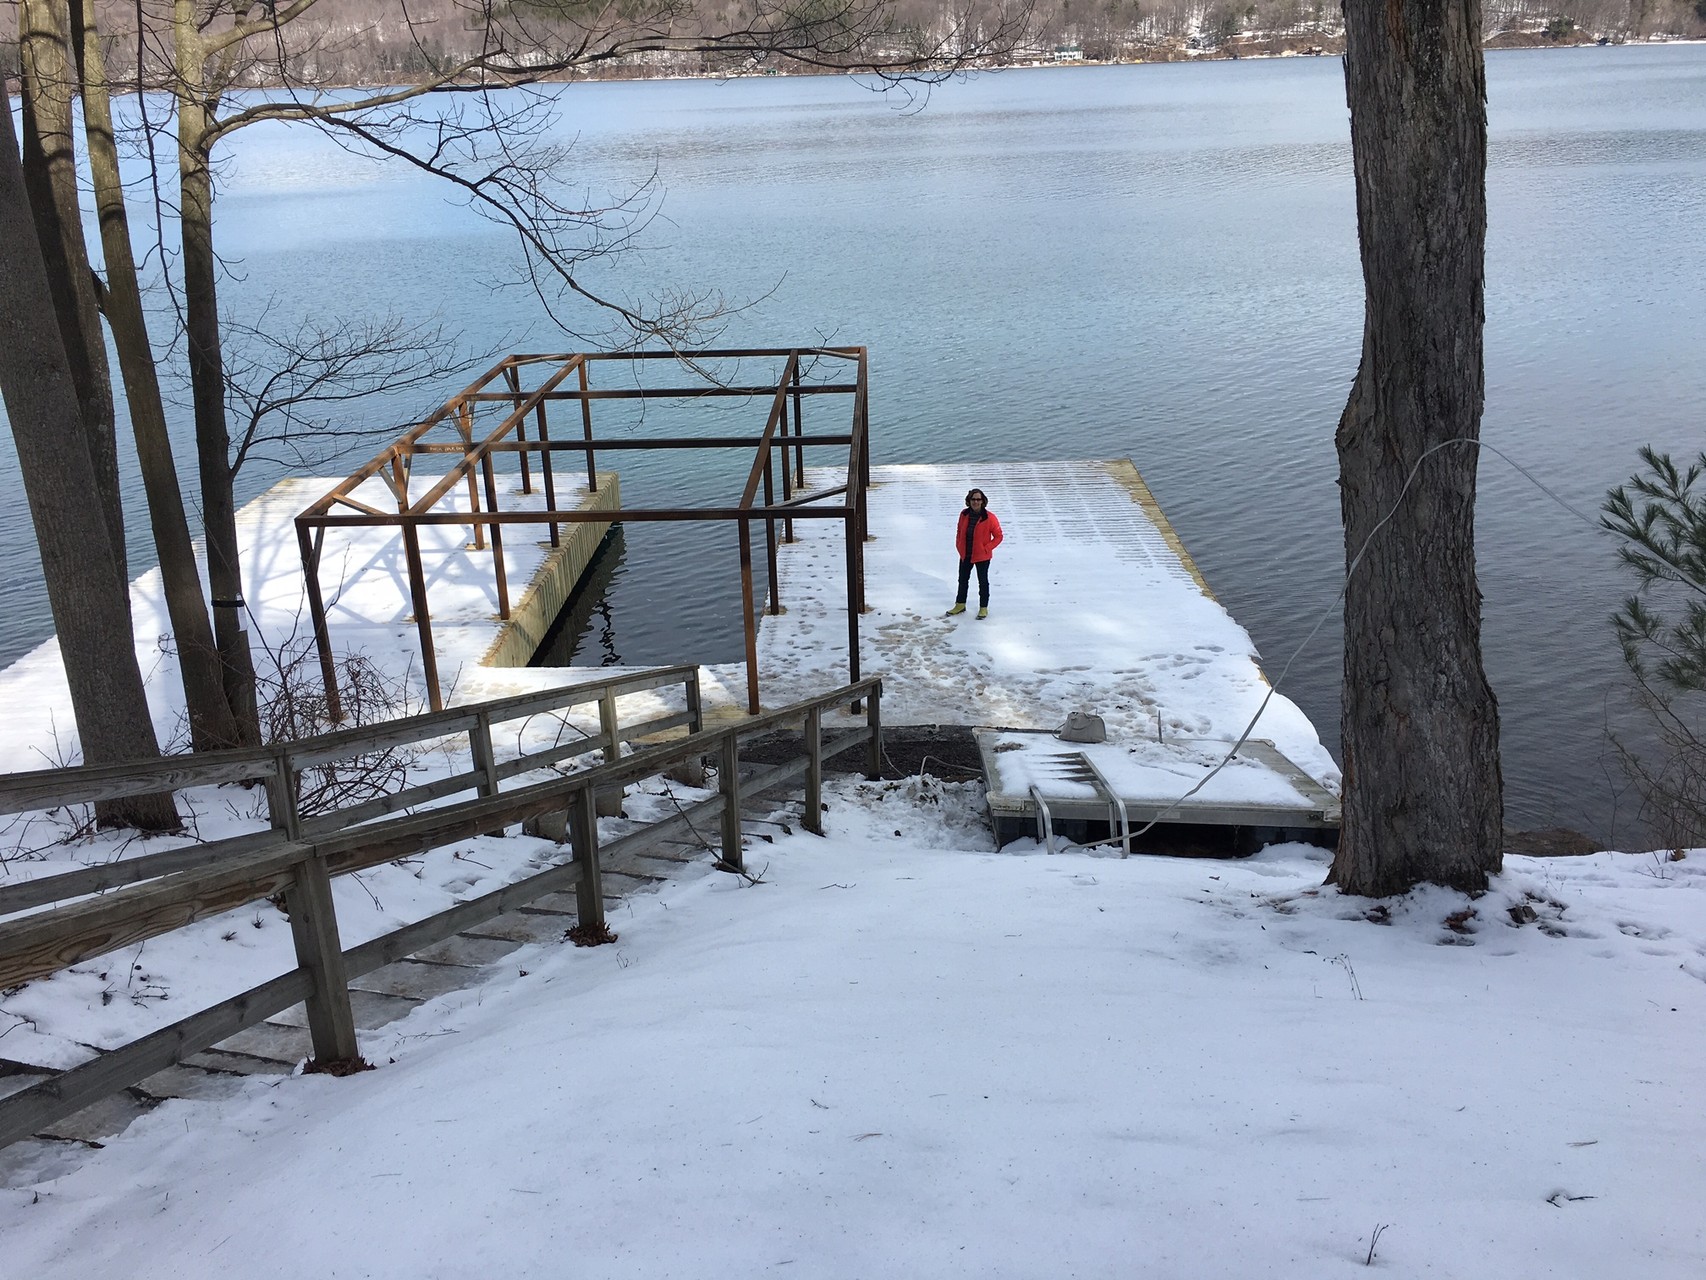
xmin=748 ymin=459 xmax=1341 ymax=846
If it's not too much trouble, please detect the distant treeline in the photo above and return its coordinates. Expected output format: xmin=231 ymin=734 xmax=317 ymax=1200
xmin=1 ymin=0 xmax=1703 ymax=86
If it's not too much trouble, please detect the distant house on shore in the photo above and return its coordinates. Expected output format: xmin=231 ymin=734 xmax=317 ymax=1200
xmin=1052 ymin=45 xmax=1085 ymax=61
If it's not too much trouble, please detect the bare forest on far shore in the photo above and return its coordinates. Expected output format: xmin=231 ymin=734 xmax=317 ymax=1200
xmin=2 ymin=0 xmax=1704 ymax=89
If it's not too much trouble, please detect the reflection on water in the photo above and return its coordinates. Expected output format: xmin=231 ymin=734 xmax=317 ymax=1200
xmin=530 ymin=522 xmax=750 ymax=668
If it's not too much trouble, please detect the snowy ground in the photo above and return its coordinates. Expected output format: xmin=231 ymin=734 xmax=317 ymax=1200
xmin=2 ymin=778 xmax=1702 ymax=1278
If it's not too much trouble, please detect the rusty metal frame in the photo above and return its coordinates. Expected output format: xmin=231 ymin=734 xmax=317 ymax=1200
xmin=296 ymin=348 xmax=870 ymax=719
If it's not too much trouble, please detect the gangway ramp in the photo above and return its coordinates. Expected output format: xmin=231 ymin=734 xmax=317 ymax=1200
xmin=978 ymin=729 xmax=1341 ymax=852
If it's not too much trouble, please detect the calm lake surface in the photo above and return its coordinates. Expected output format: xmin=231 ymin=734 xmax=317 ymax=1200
xmin=3 ymin=46 xmax=1704 ymax=841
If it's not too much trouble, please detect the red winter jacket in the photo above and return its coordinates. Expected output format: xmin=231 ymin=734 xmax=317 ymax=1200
xmin=955 ymin=509 xmax=1004 ymax=563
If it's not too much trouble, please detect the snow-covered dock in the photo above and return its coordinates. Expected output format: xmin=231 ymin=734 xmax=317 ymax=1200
xmin=749 ymin=459 xmax=1340 ymax=841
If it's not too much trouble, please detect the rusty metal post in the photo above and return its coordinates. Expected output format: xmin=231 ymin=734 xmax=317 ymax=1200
xmin=535 ymin=402 xmax=560 ymax=548
xmin=791 ymin=356 xmax=805 ymax=487
xmin=577 ymin=360 xmax=597 ymax=493
xmin=762 ymin=452 xmax=781 ymax=616
xmin=480 ymin=453 xmax=510 ymax=619
xmin=739 ymin=519 xmax=760 ymax=715
xmin=846 ymin=510 xmax=862 ymax=714
xmin=297 ymin=520 xmax=344 ymax=723
xmin=401 ymin=523 xmax=444 ymax=713
xmin=457 ymin=402 xmax=485 ymax=551
xmin=505 ymin=362 xmax=533 ymax=494
xmin=778 ymin=382 xmax=795 ymax=544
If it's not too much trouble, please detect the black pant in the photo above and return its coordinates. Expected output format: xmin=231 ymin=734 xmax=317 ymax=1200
xmin=956 ymin=558 xmax=990 ymax=607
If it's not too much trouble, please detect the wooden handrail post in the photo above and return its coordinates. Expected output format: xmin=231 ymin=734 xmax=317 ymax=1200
xmin=471 ymin=711 xmax=500 ymax=800
xmin=265 ymin=745 xmax=301 ymax=840
xmin=865 ymin=683 xmax=883 ymax=781
xmin=803 ymin=706 xmax=823 ymax=836
xmin=286 ymin=854 xmax=361 ymax=1067
xmin=569 ymin=783 xmax=605 ymax=933
xmin=599 ymin=688 xmax=621 ymax=765
xmin=718 ymin=731 xmax=744 ymax=873
xmin=686 ymin=669 xmax=704 ymax=734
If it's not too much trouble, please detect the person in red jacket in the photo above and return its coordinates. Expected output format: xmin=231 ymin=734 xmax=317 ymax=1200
xmin=946 ymin=488 xmax=1004 ymax=619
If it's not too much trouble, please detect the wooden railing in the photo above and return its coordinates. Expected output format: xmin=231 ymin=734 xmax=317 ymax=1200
xmin=0 ymin=664 xmax=702 ymax=916
xmin=0 ymin=676 xmax=881 ymax=1150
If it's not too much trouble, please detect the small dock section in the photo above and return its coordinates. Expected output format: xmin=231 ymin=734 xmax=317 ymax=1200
xmin=748 ymin=458 xmax=1339 ymax=843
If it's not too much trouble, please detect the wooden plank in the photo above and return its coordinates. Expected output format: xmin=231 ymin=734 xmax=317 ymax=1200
xmin=0 ymin=843 xmax=311 ymax=989
xmin=0 ymin=827 xmax=290 ymax=916
xmin=0 ymin=968 xmax=311 ymax=1150
xmin=0 ymin=748 xmax=280 ymax=815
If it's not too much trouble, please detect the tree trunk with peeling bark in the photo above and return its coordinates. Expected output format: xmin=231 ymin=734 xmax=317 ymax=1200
xmin=0 ymin=91 xmax=179 ymax=832
xmin=1330 ymin=0 xmax=1503 ymax=896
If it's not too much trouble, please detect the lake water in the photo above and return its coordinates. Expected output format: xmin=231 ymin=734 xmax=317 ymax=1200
xmin=3 ymin=45 xmax=1704 ymax=842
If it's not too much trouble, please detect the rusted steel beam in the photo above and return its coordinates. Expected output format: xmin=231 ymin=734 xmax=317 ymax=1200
xmin=507 ymin=346 xmax=863 ymax=363
xmin=504 ymin=363 xmax=533 ymax=495
xmin=411 ymin=434 xmax=854 ymax=454
xmin=577 ymin=359 xmax=597 ymax=493
xmin=462 ymin=384 xmax=857 ymax=401
xmin=739 ymin=353 xmax=800 ymax=510
xmin=299 ymin=506 xmax=857 ymax=529
xmin=297 ymin=520 xmax=344 ymax=724
xmin=402 ymin=356 xmax=586 ymax=518
xmin=739 ymin=520 xmax=759 ymax=715
xmin=535 ymin=400 xmax=560 ymax=547
xmin=480 ymin=451 xmax=510 ymax=619
xmin=401 ymin=524 xmax=442 ymax=713
xmin=763 ymin=451 xmax=780 ymax=615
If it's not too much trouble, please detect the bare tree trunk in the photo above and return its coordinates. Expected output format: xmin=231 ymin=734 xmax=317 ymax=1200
xmin=1329 ymin=0 xmax=1503 ymax=896
xmin=16 ymin=0 xmax=126 ymax=586
xmin=72 ymin=0 xmax=245 ymax=751
xmin=175 ymin=2 xmax=261 ymax=747
xmin=0 ymin=88 xmax=178 ymax=832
